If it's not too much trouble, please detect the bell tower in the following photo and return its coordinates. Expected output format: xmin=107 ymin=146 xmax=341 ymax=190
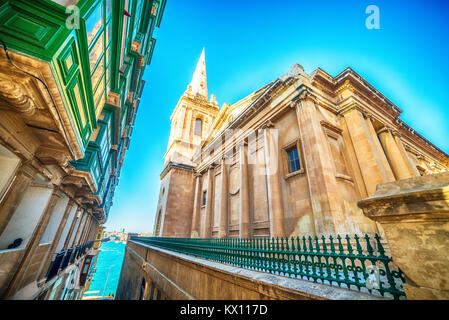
xmin=165 ymin=48 xmax=219 ymax=167
xmin=154 ymin=49 xmax=219 ymax=237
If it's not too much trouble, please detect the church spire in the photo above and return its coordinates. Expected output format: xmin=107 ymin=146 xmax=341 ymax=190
xmin=188 ymin=48 xmax=208 ymax=100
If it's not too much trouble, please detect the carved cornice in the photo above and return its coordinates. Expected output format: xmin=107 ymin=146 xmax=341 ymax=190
xmin=260 ymin=120 xmax=275 ymax=129
xmin=337 ymin=102 xmax=365 ymax=116
xmin=159 ymin=161 xmax=195 ymax=179
xmin=361 ymin=110 xmax=374 ymax=120
xmin=377 ymin=126 xmax=399 ymax=137
xmin=296 ymin=85 xmax=317 ymax=102
xmin=335 ymin=79 xmax=356 ymax=95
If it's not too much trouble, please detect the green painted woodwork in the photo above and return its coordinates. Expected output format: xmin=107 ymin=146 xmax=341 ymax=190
xmin=145 ymin=38 xmax=156 ymax=65
xmin=51 ymin=31 xmax=95 ymax=150
xmin=132 ymin=235 xmax=407 ymax=300
xmin=0 ymin=0 xmax=165 ymax=221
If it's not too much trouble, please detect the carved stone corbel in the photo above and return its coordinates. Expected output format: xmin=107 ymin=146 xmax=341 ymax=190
xmin=0 ymin=78 xmax=36 ymax=116
xmin=62 ymin=175 xmax=84 ymax=188
xmin=106 ymin=91 xmax=120 ymax=107
xmin=35 ymin=146 xmax=71 ymax=168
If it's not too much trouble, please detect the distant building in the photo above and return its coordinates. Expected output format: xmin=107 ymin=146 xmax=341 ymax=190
xmin=0 ymin=0 xmax=165 ymax=300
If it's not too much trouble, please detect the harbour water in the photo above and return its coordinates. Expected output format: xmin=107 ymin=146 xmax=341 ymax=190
xmin=82 ymin=241 xmax=126 ymax=299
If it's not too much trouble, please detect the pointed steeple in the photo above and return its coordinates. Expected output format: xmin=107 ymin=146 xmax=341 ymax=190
xmin=188 ymin=48 xmax=208 ymax=100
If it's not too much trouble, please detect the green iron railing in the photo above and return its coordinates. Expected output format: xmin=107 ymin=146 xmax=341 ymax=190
xmin=131 ymin=234 xmax=406 ymax=300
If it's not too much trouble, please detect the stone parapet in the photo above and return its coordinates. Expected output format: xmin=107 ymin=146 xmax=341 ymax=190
xmin=116 ymin=240 xmax=384 ymax=300
xmin=358 ymin=172 xmax=449 ymax=299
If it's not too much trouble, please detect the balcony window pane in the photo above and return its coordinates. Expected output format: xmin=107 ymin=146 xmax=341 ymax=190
xmin=106 ymin=0 xmax=112 ymax=18
xmin=86 ymin=4 xmax=103 ymax=45
xmin=106 ymin=21 xmax=112 ymax=45
xmin=89 ymin=32 xmax=104 ymax=72
xmin=91 ymin=56 xmax=104 ymax=90
xmin=94 ymin=75 xmax=105 ymax=106
xmin=105 ymin=44 xmax=111 ymax=65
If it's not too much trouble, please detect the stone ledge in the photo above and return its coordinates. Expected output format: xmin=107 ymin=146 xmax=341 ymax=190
xmin=357 ymin=172 xmax=449 ymax=222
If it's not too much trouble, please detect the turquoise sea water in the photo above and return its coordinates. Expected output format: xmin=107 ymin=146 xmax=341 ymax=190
xmin=82 ymin=241 xmax=126 ymax=298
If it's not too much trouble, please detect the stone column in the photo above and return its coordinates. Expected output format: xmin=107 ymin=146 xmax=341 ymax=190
xmin=38 ymin=199 xmax=75 ymax=281
xmin=85 ymin=220 xmax=94 ymax=242
xmin=377 ymin=127 xmax=413 ymax=180
xmin=80 ymin=215 xmax=92 ymax=244
xmin=203 ymin=167 xmax=214 ymax=238
xmin=395 ymin=137 xmax=420 ymax=177
xmin=262 ymin=122 xmax=285 ymax=237
xmin=294 ymin=88 xmax=342 ymax=235
xmin=239 ymin=141 xmax=251 ymax=238
xmin=358 ymin=172 xmax=449 ymax=299
xmin=63 ymin=207 xmax=83 ymax=249
xmin=88 ymin=219 xmax=96 ymax=241
xmin=191 ymin=174 xmax=202 ymax=238
xmin=4 ymin=188 xmax=60 ymax=298
xmin=342 ymin=107 xmax=394 ymax=195
xmin=0 ymin=163 xmax=37 ymax=235
xmin=92 ymin=221 xmax=98 ymax=241
xmin=70 ymin=210 xmax=87 ymax=248
xmin=218 ymin=157 xmax=228 ymax=238
xmin=364 ymin=113 xmax=396 ymax=183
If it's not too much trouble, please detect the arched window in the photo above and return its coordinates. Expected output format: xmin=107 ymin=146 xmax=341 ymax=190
xmin=194 ymin=118 xmax=202 ymax=136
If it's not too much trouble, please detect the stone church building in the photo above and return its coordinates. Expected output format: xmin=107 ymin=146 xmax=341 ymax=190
xmin=153 ymin=49 xmax=449 ymax=239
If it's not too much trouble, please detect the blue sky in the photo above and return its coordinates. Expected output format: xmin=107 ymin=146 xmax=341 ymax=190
xmin=105 ymin=0 xmax=449 ymax=233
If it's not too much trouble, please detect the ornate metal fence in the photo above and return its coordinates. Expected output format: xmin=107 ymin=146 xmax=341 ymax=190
xmin=131 ymin=234 xmax=406 ymax=300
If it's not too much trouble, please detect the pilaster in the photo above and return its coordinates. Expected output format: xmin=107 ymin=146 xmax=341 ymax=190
xmin=377 ymin=127 xmax=413 ymax=180
xmin=191 ymin=174 xmax=202 ymax=237
xmin=38 ymin=199 xmax=75 ymax=281
xmin=262 ymin=122 xmax=285 ymax=237
xmin=239 ymin=141 xmax=251 ymax=238
xmin=218 ymin=157 xmax=229 ymax=238
xmin=293 ymin=87 xmax=341 ymax=235
xmin=202 ymin=166 xmax=214 ymax=238
xmin=63 ymin=207 xmax=83 ymax=250
xmin=341 ymin=106 xmax=393 ymax=195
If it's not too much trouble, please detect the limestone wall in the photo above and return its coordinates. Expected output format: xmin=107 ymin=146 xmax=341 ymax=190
xmin=115 ymin=240 xmax=383 ymax=300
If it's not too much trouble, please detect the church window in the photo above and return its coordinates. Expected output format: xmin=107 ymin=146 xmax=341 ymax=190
xmin=194 ymin=118 xmax=202 ymax=136
xmin=287 ymin=146 xmax=301 ymax=173
xmin=202 ymin=191 xmax=207 ymax=206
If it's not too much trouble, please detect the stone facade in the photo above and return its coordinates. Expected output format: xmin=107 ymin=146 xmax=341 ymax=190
xmin=0 ymin=0 xmax=166 ymax=299
xmin=154 ymin=52 xmax=449 ymax=239
xmin=358 ymin=171 xmax=449 ymax=299
xmin=116 ymin=239 xmax=383 ymax=300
